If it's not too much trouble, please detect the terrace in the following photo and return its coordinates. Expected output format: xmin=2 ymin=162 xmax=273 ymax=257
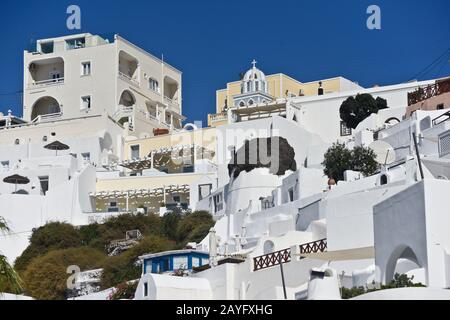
xmin=408 ymin=78 xmax=450 ymax=106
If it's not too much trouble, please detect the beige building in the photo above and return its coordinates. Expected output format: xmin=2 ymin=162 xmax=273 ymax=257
xmin=209 ymin=61 xmax=362 ymax=127
xmin=24 ymin=33 xmax=183 ymax=139
xmin=406 ymin=77 xmax=450 ymax=118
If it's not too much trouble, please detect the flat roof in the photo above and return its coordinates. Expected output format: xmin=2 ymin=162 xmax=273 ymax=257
xmin=139 ymin=249 xmax=209 ymax=261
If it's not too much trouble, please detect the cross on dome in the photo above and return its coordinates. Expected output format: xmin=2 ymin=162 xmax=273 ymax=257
xmin=251 ymin=59 xmax=257 ymax=69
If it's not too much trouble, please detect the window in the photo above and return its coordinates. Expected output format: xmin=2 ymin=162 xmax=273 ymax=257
xmin=1 ymin=161 xmax=9 ymax=170
xmin=182 ymin=165 xmax=194 ymax=173
xmin=108 ymin=201 xmax=119 ymax=212
xmin=192 ymin=257 xmax=200 ymax=268
xmin=148 ymin=78 xmax=159 ymax=93
xmin=66 ymin=37 xmax=85 ymax=50
xmin=255 ymin=81 xmax=259 ymax=91
xmin=173 ymin=256 xmax=188 ymax=270
xmin=340 ymin=121 xmax=352 ymax=136
xmin=81 ymin=62 xmax=91 ymax=76
xmin=198 ymin=184 xmax=212 ymax=200
xmin=288 ymin=188 xmax=294 ymax=202
xmin=213 ymin=193 xmax=224 ymax=213
xmin=248 ymin=99 xmax=254 ymax=106
xmin=239 ymin=101 xmax=245 ymax=107
xmin=81 ymin=96 xmax=91 ymax=111
xmin=437 ymin=103 xmax=444 ymax=110
xmin=39 ymin=176 xmax=49 ymax=195
xmin=143 ymin=282 xmax=148 ymax=297
xmin=130 ymin=145 xmax=140 ymax=159
xmin=42 ymin=135 xmax=48 ymax=142
xmin=247 ymin=82 xmax=251 ymax=92
xmin=40 ymin=41 xmax=54 ymax=54
xmin=81 ymin=152 xmax=91 ymax=162
xmin=14 ymin=138 xmax=20 ymax=145
xmin=173 ymin=195 xmax=181 ymax=203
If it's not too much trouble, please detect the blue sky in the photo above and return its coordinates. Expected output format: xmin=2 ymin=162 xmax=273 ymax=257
xmin=0 ymin=0 xmax=449 ymax=124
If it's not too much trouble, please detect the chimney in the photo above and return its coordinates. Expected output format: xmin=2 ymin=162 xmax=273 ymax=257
xmin=318 ymin=81 xmax=324 ymax=96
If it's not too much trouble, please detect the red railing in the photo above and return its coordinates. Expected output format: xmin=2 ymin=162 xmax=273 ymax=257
xmin=299 ymin=238 xmax=327 ymax=258
xmin=253 ymin=248 xmax=291 ymax=271
xmin=408 ymin=78 xmax=450 ymax=106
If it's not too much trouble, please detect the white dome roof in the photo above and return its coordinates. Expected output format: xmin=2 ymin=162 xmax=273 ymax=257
xmin=243 ymin=60 xmax=266 ymax=81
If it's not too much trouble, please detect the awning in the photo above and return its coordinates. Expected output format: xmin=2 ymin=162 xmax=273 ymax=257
xmin=296 ymin=246 xmax=375 ymax=261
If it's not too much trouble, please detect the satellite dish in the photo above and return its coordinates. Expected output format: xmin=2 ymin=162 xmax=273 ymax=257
xmin=369 ymin=140 xmax=396 ymax=165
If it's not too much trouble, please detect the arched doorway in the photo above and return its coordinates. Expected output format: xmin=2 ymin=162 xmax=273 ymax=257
xmin=31 ymin=96 xmax=61 ymax=121
xmin=384 ymin=245 xmax=423 ymax=284
xmin=119 ymin=90 xmax=136 ymax=107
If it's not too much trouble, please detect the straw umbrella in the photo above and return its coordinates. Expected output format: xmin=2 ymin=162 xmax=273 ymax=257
xmin=44 ymin=140 xmax=70 ymax=156
xmin=3 ymin=174 xmax=30 ymax=193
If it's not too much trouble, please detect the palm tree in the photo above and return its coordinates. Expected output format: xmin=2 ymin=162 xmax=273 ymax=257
xmin=0 ymin=217 xmax=23 ymax=294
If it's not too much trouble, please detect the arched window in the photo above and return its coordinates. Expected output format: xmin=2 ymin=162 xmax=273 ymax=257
xmin=380 ymin=174 xmax=388 ymax=185
xmin=248 ymin=99 xmax=254 ymax=106
xmin=255 ymin=81 xmax=259 ymax=91
xmin=263 ymin=240 xmax=275 ymax=254
xmin=247 ymin=81 xmax=251 ymax=92
xmin=14 ymin=139 xmax=20 ymax=145
xmin=239 ymin=101 xmax=245 ymax=107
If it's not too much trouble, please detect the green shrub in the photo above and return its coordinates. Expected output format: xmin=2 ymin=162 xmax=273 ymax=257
xmin=22 ymin=247 xmax=106 ymax=300
xmin=14 ymin=222 xmax=82 ymax=272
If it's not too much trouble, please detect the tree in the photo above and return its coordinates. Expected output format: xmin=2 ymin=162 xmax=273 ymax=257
xmin=14 ymin=222 xmax=82 ymax=273
xmin=322 ymin=142 xmax=353 ymax=181
xmin=176 ymin=211 xmax=214 ymax=244
xmin=0 ymin=217 xmax=23 ymax=294
xmin=22 ymin=247 xmax=106 ymax=300
xmin=322 ymin=143 xmax=379 ymax=181
xmin=340 ymin=94 xmax=388 ymax=129
xmin=161 ymin=211 xmax=182 ymax=240
xmin=100 ymin=235 xmax=175 ymax=289
xmin=350 ymin=146 xmax=379 ymax=177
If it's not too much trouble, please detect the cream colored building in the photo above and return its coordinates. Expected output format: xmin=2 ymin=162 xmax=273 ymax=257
xmin=209 ymin=60 xmax=362 ymax=127
xmin=91 ymin=127 xmax=218 ymax=216
xmin=24 ymin=33 xmax=183 ymax=138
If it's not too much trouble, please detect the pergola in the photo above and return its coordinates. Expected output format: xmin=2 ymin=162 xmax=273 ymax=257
xmin=90 ymin=184 xmax=190 ymax=212
xmin=119 ymin=144 xmax=215 ymax=171
xmin=233 ymin=100 xmax=287 ymax=121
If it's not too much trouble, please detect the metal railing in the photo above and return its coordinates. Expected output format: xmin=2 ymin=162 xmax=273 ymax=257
xmin=253 ymin=248 xmax=291 ymax=271
xmin=408 ymin=78 xmax=450 ymax=106
xmin=299 ymin=238 xmax=327 ymax=257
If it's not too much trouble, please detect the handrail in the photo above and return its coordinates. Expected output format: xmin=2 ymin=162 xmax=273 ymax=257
xmin=299 ymin=238 xmax=327 ymax=257
xmin=29 ymin=77 xmax=64 ymax=88
xmin=408 ymin=78 xmax=450 ymax=106
xmin=118 ymin=71 xmax=139 ymax=87
xmin=253 ymin=248 xmax=291 ymax=271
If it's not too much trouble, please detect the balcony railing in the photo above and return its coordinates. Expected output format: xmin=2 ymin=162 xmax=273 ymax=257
xmin=31 ymin=112 xmax=63 ymax=123
xmin=28 ymin=77 xmax=65 ymax=88
xmin=164 ymin=96 xmax=179 ymax=108
xmin=209 ymin=111 xmax=228 ymax=123
xmin=408 ymin=78 xmax=450 ymax=106
xmin=118 ymin=71 xmax=139 ymax=87
xmin=253 ymin=248 xmax=291 ymax=271
xmin=299 ymin=238 xmax=327 ymax=258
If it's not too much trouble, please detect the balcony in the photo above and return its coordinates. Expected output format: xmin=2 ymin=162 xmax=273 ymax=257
xmin=208 ymin=112 xmax=228 ymax=126
xmin=27 ymin=57 xmax=65 ymax=89
xmin=118 ymin=71 xmax=139 ymax=87
xmin=28 ymin=77 xmax=65 ymax=89
xmin=408 ymin=78 xmax=450 ymax=106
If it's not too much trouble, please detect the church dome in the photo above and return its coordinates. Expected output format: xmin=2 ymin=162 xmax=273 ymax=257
xmin=241 ymin=59 xmax=268 ymax=94
xmin=243 ymin=60 xmax=266 ymax=82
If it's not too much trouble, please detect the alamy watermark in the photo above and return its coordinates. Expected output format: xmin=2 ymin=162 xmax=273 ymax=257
xmin=67 ymin=5 xmax=81 ymax=30
xmin=366 ymin=5 xmax=381 ymax=30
